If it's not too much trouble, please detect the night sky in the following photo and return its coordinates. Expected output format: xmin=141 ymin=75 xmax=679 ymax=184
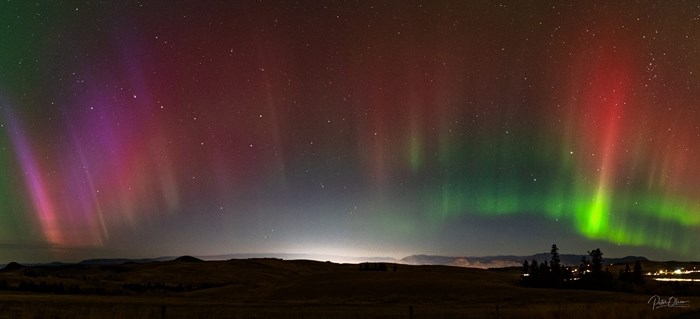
xmin=1 ymin=1 xmax=699 ymax=263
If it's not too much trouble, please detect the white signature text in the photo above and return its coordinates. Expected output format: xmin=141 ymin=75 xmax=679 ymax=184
xmin=647 ymin=295 xmax=691 ymax=310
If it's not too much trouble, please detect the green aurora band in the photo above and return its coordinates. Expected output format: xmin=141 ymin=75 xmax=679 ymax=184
xmin=418 ymin=123 xmax=698 ymax=255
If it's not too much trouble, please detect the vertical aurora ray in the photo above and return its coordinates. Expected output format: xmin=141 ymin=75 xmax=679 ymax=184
xmin=575 ymin=50 xmax=630 ymax=238
xmin=407 ymin=104 xmax=424 ymax=174
xmin=0 ymin=110 xmax=32 ymax=243
xmin=66 ymin=125 xmax=108 ymax=243
xmin=2 ymin=105 xmax=63 ymax=245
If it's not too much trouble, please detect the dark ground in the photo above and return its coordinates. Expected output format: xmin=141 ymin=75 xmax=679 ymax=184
xmin=0 ymin=258 xmax=697 ymax=318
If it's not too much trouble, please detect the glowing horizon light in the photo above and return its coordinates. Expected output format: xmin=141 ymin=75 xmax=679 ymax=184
xmin=653 ymin=278 xmax=700 ymax=282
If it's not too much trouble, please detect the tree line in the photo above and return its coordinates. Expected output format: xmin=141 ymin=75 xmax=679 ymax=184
xmin=521 ymin=244 xmax=644 ymax=291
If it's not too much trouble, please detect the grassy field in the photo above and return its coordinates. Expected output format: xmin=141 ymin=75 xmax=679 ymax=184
xmin=0 ymin=258 xmax=697 ymax=318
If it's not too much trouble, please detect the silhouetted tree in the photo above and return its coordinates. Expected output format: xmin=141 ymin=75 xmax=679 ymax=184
xmin=619 ymin=263 xmax=631 ymax=282
xmin=521 ymin=259 xmax=540 ymax=287
xmin=529 ymin=259 xmax=539 ymax=277
xmin=579 ymin=248 xmax=612 ymax=289
xmin=550 ymin=244 xmax=560 ymax=269
xmin=550 ymin=244 xmax=562 ymax=284
xmin=540 ymin=260 xmax=550 ymax=274
xmin=588 ymin=249 xmax=603 ymax=274
xmin=632 ymin=260 xmax=644 ymax=285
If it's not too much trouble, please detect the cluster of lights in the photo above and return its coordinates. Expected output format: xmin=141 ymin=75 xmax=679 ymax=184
xmin=648 ymin=267 xmax=700 ymax=276
xmin=648 ymin=267 xmax=700 ymax=282
xmin=524 ymin=266 xmax=700 ymax=282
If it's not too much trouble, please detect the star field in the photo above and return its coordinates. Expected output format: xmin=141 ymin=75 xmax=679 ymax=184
xmin=1 ymin=1 xmax=699 ymax=262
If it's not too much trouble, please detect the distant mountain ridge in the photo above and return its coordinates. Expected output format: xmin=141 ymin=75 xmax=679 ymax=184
xmin=79 ymin=257 xmax=174 ymax=265
xmin=78 ymin=253 xmax=646 ymax=269
xmin=401 ymin=254 xmax=648 ymax=269
xmin=194 ymin=253 xmax=396 ymax=264
xmin=77 ymin=253 xmax=396 ymax=266
xmin=1 ymin=253 xmax=648 ymax=269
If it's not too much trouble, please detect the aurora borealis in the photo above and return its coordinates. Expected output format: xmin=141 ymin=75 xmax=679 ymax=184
xmin=1 ymin=1 xmax=699 ymax=262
